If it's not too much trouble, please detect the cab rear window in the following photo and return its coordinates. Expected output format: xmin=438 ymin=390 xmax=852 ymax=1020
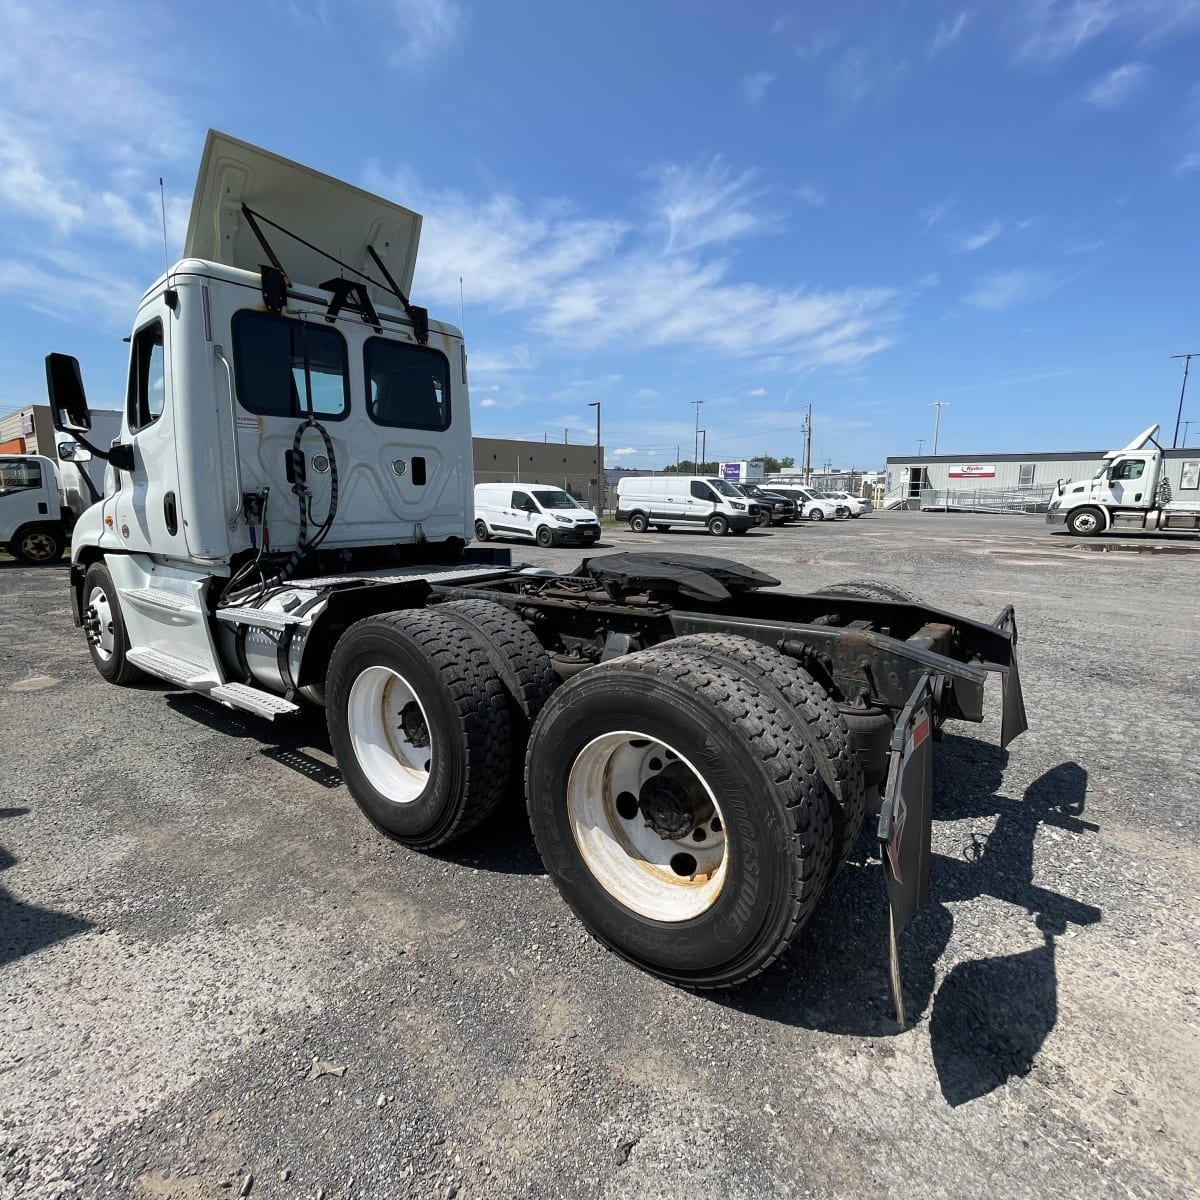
xmin=232 ymin=312 xmax=350 ymax=420
xmin=364 ymin=340 xmax=451 ymax=431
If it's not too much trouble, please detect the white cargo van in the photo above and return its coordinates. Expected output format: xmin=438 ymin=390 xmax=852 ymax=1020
xmin=615 ymin=475 xmax=756 ymax=536
xmin=474 ymin=482 xmax=601 ymax=548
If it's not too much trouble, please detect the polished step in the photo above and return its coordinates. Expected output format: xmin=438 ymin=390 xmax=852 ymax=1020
xmin=126 ymin=647 xmax=211 ymax=687
xmin=209 ymin=682 xmax=300 ymax=718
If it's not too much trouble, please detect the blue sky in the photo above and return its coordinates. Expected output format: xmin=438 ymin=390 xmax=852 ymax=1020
xmin=2 ymin=0 xmax=1198 ymax=469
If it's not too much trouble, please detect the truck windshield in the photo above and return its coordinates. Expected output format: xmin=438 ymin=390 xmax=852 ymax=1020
xmin=707 ymin=478 xmax=742 ymax=497
xmin=531 ymin=489 xmax=580 ymax=510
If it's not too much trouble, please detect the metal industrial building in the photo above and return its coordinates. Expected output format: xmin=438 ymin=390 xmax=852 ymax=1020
xmin=885 ymin=443 xmax=1200 ymax=510
xmin=472 ymin=437 xmax=606 ymax=509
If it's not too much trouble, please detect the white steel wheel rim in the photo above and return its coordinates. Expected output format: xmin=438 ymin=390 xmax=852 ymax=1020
xmin=347 ymin=666 xmax=434 ymax=804
xmin=86 ymin=585 xmax=115 ymax=661
xmin=1074 ymin=512 xmax=1098 ymax=533
xmin=567 ymin=731 xmax=728 ymax=922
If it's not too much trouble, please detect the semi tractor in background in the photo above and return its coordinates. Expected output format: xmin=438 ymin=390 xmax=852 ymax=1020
xmin=43 ymin=130 xmax=1028 ymax=1020
xmin=1047 ymin=424 xmax=1200 ymax=536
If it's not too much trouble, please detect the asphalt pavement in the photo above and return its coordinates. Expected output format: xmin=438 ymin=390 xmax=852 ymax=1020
xmin=2 ymin=510 xmax=1198 ymax=1199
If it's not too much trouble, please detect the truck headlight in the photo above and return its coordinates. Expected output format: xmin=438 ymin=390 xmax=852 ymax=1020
xmin=553 ymin=514 xmax=572 ymax=524
xmin=731 ymin=502 xmax=746 ymax=510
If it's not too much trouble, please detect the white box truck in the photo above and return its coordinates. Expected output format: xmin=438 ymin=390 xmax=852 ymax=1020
xmin=44 ymin=129 xmax=1028 ymax=1019
xmin=717 ymin=459 xmax=765 ymax=484
xmin=1046 ymin=424 xmax=1200 ymax=536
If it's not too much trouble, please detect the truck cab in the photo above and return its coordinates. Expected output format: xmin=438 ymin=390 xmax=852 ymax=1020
xmin=1047 ymin=424 xmax=1200 ymax=535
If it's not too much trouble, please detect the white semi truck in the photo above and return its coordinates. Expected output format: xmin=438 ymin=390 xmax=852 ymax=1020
xmin=45 ymin=131 xmax=1028 ymax=1019
xmin=1046 ymin=424 xmax=1200 ymax=537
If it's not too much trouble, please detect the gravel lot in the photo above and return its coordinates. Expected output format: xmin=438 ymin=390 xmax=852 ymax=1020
xmin=2 ymin=510 xmax=1198 ymax=1200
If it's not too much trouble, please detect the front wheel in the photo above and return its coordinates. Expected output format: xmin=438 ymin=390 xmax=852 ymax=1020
xmin=707 ymin=515 xmax=729 ymax=536
xmin=808 ymin=508 xmax=825 ymax=522
xmin=755 ymin=509 xmax=771 ymax=528
xmin=473 ymin=518 xmax=490 ymax=541
xmin=1066 ymin=507 xmax=1104 ymax=537
xmin=536 ymin=525 xmax=555 ymax=548
xmin=525 ymin=647 xmax=834 ymax=987
xmin=82 ymin=562 xmax=145 ymax=684
xmin=629 ymin=513 xmax=649 ymax=533
xmin=326 ymin=610 xmax=512 ymax=848
xmin=10 ymin=525 xmax=65 ymax=564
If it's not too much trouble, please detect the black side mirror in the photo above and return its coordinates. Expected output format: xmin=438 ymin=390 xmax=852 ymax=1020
xmin=45 ymin=353 xmax=92 ymax=434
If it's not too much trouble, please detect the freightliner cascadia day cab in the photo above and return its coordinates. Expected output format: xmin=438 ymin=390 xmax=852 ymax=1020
xmin=1046 ymin=424 xmax=1200 ymax=536
xmin=46 ymin=131 xmax=1028 ymax=1020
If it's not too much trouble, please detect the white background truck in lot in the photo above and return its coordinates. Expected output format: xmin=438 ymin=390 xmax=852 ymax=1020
xmin=43 ymin=128 xmax=1026 ymax=1020
xmin=473 ymin=482 xmax=600 ymax=547
xmin=1046 ymin=424 xmax=1200 ymax=536
xmin=717 ymin=459 xmax=765 ymax=484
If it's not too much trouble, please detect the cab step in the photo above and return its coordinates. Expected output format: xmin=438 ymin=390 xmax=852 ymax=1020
xmin=209 ymin=683 xmax=300 ymax=719
xmin=214 ymin=605 xmax=307 ymax=631
xmin=126 ymin=648 xmax=211 ymax=688
xmin=125 ymin=586 xmax=199 ymax=614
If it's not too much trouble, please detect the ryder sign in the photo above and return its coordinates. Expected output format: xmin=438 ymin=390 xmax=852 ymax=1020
xmin=948 ymin=463 xmax=996 ymax=479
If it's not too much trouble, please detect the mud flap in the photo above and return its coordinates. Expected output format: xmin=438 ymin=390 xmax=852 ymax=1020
xmin=992 ymin=605 xmax=1029 ymax=749
xmin=876 ymin=672 xmax=935 ymax=1026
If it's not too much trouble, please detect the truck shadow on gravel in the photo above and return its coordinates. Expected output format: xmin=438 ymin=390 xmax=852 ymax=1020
xmin=717 ymin=749 xmax=1101 ymax=1107
xmin=0 ymin=806 xmax=93 ymax=967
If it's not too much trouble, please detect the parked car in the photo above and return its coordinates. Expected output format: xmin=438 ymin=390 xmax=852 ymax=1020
xmin=474 ymin=483 xmax=601 ymax=547
xmin=765 ymin=485 xmax=841 ymax=522
xmin=616 ymin=475 xmax=756 ymax=535
xmin=823 ymin=489 xmax=873 ymax=518
xmin=732 ymin=483 xmax=797 ymax=526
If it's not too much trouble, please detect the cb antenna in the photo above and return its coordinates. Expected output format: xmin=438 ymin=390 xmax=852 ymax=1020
xmin=159 ymin=177 xmax=169 ymax=274
xmin=459 ymin=275 xmax=465 ymax=334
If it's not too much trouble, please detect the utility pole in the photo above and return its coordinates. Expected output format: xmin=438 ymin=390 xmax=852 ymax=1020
xmin=699 ymin=430 xmax=707 ymax=470
xmin=692 ymin=400 xmax=703 ymax=468
xmin=930 ymin=401 xmax=949 ymax=455
xmin=1181 ymin=419 xmax=1196 ymax=446
xmin=564 ymin=427 xmax=568 ymax=444
xmin=1171 ymin=353 xmax=1199 ymax=448
xmin=803 ymin=404 xmax=812 ymax=484
xmin=917 ymin=439 xmax=924 ymax=455
xmin=588 ymin=402 xmax=601 ymax=513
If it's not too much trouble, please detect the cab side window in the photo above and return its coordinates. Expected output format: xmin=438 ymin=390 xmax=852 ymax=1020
xmin=1110 ymin=459 xmax=1145 ymax=481
xmin=690 ymin=481 xmax=715 ymax=501
xmin=0 ymin=458 xmax=42 ymax=493
xmin=512 ymin=490 xmax=534 ymax=510
xmin=127 ymin=320 xmax=165 ymax=432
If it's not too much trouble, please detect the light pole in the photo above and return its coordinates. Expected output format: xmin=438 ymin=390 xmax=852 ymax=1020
xmin=588 ymin=402 xmax=601 ymax=513
xmin=929 ymin=401 xmax=949 ymax=454
xmin=699 ymin=430 xmax=707 ymax=471
xmin=692 ymin=399 xmax=703 ymax=468
xmin=917 ymin=439 xmax=925 ymax=455
xmin=1171 ymin=353 xmax=1199 ymax=448
xmin=1182 ymin=419 xmax=1196 ymax=446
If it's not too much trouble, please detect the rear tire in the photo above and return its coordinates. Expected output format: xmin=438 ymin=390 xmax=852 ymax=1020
xmin=326 ymin=610 xmax=512 ymax=848
xmin=436 ymin=598 xmax=559 ymax=804
xmin=525 ymin=646 xmax=835 ymax=988
xmin=474 ymin=519 xmax=490 ymax=541
xmin=815 ymin=580 xmax=924 ymax=604
xmin=82 ymin=562 xmax=145 ymax=685
xmin=707 ymin=515 xmax=729 ymax=536
xmin=664 ymin=634 xmax=866 ymax=874
xmin=629 ymin=513 xmax=649 ymax=533
xmin=10 ymin=524 xmax=65 ymax=564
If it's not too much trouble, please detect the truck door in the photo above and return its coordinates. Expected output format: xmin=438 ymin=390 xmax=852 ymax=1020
xmin=688 ymin=480 xmax=717 ymax=524
xmin=111 ymin=308 xmax=188 ymax=556
xmin=1104 ymin=457 xmax=1148 ymax=507
xmin=510 ymin=489 xmax=537 ymax=537
xmin=0 ymin=457 xmax=56 ymax=539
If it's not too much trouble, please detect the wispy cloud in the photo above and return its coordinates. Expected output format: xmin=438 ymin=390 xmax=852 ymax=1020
xmin=649 ymin=158 xmax=777 ymax=254
xmin=949 ymin=219 xmax=1006 ymax=253
xmin=739 ymin=71 xmax=775 ymax=108
xmin=1084 ymin=61 xmax=1148 ymax=107
xmin=919 ymin=198 xmax=954 ymax=236
xmin=1015 ymin=1 xmax=1200 ymax=62
xmin=796 ymin=182 xmax=826 ymax=207
xmin=827 ymin=42 xmax=908 ymax=106
xmin=743 ymin=387 xmax=767 ymax=397
xmin=963 ymin=267 xmax=1057 ymax=310
xmin=1175 ymin=151 xmax=1200 ymax=174
xmin=795 ymin=29 xmax=841 ymax=61
xmin=383 ymin=0 xmax=466 ymax=69
xmin=612 ymin=447 xmax=638 ymax=459
xmin=478 ymin=397 xmax=499 ymax=408
xmin=370 ymin=160 xmax=904 ymax=371
xmin=930 ymin=12 xmax=969 ymax=56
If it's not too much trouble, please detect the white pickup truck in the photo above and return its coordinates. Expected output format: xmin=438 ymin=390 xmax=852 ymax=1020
xmin=1046 ymin=424 xmax=1200 ymax=536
